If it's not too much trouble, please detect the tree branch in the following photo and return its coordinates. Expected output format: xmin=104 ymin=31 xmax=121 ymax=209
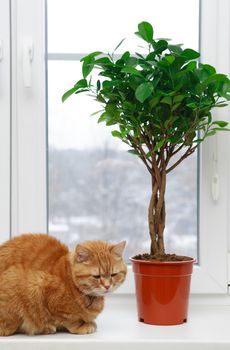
xmin=165 ymin=144 xmax=174 ymax=167
xmin=127 ymin=135 xmax=152 ymax=175
xmin=166 ymin=144 xmax=198 ymax=173
xmin=137 ymin=129 xmax=162 ymax=188
xmin=171 ymin=143 xmax=184 ymax=156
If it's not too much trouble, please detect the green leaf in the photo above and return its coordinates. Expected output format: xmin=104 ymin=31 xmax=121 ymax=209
xmin=105 ymin=104 xmax=120 ymax=119
xmin=126 ymin=57 xmax=139 ymax=66
xmin=168 ymin=44 xmax=183 ymax=54
xmin=113 ymin=38 xmax=126 ymax=53
xmin=123 ymin=101 xmax=135 ymax=111
xmin=214 ymin=103 xmax=228 ymax=108
xmin=136 ymin=22 xmax=153 ymax=43
xmin=98 ymin=109 xmax=119 ymax=125
xmin=146 ymin=52 xmax=156 ymax=61
xmin=161 ymin=96 xmax=172 ymax=105
xmin=135 ymin=82 xmax=154 ymax=103
xmin=120 ymin=128 xmax=129 ymax=137
xmin=90 ymin=109 xmax=104 ymax=116
xmin=207 ymin=113 xmax=212 ymax=124
xmin=111 ymin=130 xmax=122 ymax=138
xmin=153 ymin=40 xmax=168 ymax=54
xmin=206 ymin=73 xmax=228 ymax=84
xmin=115 ymin=59 xmax=125 ymax=68
xmin=106 ymin=119 xmax=118 ymax=126
xmin=211 ymin=127 xmax=230 ymax=132
xmin=171 ymin=102 xmax=181 ymax=111
xmin=135 ymin=52 xmax=145 ymax=59
xmin=80 ymin=51 xmax=102 ymax=62
xmin=121 ymin=51 xmax=130 ymax=61
xmin=173 ymin=95 xmax=185 ymax=103
xmin=200 ymin=64 xmax=216 ymax=75
xmin=149 ymin=95 xmax=161 ymax=108
xmin=94 ymin=57 xmax=114 ymax=66
xmin=128 ymin=149 xmax=139 ymax=156
xmin=140 ymin=114 xmax=150 ymax=123
xmin=170 ymin=133 xmax=183 ymax=144
xmin=206 ymin=130 xmax=216 ymax=137
xmin=82 ymin=59 xmax=94 ymax=78
xmin=186 ymin=102 xmax=198 ymax=109
xmin=196 ymin=74 xmax=229 ymax=93
xmin=74 ymin=79 xmax=88 ymax=89
xmin=96 ymin=80 xmax=101 ymax=91
xmin=185 ymin=61 xmax=197 ymax=71
xmin=98 ymin=112 xmax=108 ymax=123
xmin=152 ymin=123 xmax=161 ymax=130
xmin=62 ymin=79 xmax=88 ymax=102
xmin=152 ymin=75 xmax=162 ymax=89
xmin=180 ymin=48 xmax=200 ymax=60
xmin=164 ymin=55 xmax=175 ymax=64
xmin=212 ymin=120 xmax=228 ymax=128
xmin=102 ymin=80 xmax=112 ymax=89
xmin=121 ymin=66 xmax=143 ymax=77
xmin=153 ymin=139 xmax=166 ymax=151
xmin=62 ymin=87 xmax=77 ymax=103
xmin=74 ymin=89 xmax=89 ymax=95
xmin=81 ymin=53 xmax=104 ymax=78
xmin=96 ymin=94 xmax=106 ymax=103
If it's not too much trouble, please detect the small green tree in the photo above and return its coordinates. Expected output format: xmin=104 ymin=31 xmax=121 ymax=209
xmin=63 ymin=22 xmax=230 ymax=258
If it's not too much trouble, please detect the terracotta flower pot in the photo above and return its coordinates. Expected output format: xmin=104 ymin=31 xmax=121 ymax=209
xmin=130 ymin=257 xmax=195 ymax=325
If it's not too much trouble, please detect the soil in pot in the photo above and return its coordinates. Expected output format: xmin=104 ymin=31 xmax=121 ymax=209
xmin=133 ymin=253 xmax=194 ymax=262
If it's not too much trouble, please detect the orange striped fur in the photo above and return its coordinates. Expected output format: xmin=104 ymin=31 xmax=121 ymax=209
xmin=0 ymin=234 xmax=127 ymax=335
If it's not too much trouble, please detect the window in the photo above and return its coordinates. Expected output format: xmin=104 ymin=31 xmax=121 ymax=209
xmin=3 ymin=0 xmax=230 ymax=294
xmin=47 ymin=0 xmax=199 ymax=262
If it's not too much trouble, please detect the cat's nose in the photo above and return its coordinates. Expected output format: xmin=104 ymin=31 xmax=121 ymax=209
xmin=104 ymin=284 xmax=110 ymax=290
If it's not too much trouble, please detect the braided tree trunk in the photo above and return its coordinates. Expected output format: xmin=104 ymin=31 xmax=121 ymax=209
xmin=148 ymin=167 xmax=166 ymax=256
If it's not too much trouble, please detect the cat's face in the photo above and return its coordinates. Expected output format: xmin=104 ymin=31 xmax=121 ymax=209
xmin=70 ymin=240 xmax=127 ymax=296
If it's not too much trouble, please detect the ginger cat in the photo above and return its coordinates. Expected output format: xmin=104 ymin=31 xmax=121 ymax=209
xmin=0 ymin=234 xmax=127 ymax=336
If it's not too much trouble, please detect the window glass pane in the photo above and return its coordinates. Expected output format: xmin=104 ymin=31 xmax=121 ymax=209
xmin=48 ymin=61 xmax=198 ymax=261
xmin=48 ymin=0 xmax=199 ymax=53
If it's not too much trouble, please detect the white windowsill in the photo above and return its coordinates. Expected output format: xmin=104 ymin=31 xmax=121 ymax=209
xmin=1 ymin=294 xmax=230 ymax=350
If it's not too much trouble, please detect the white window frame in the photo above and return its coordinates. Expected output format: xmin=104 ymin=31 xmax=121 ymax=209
xmin=9 ymin=0 xmax=230 ymax=294
xmin=0 ymin=0 xmax=11 ymax=243
xmin=10 ymin=0 xmax=47 ymax=235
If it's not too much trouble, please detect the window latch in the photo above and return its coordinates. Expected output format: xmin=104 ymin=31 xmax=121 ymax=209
xmin=23 ymin=41 xmax=34 ymax=87
xmin=0 ymin=40 xmax=3 ymax=62
xmin=211 ymin=173 xmax=219 ymax=201
xmin=211 ymin=147 xmax=219 ymax=201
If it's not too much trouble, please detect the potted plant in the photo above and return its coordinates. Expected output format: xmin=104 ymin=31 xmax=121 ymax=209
xmin=62 ymin=22 xmax=230 ymax=325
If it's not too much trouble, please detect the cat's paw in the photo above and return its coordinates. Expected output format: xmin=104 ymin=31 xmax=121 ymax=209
xmin=0 ymin=327 xmax=15 ymax=336
xmin=69 ymin=321 xmax=97 ymax=335
xmin=43 ymin=325 xmax=56 ymax=335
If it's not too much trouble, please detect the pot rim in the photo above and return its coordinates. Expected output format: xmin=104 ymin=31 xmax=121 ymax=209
xmin=129 ymin=256 xmax=196 ymax=265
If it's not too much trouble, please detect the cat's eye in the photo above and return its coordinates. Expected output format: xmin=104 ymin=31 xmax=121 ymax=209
xmin=111 ymin=273 xmax=118 ymax=277
xmin=93 ymin=275 xmax=101 ymax=279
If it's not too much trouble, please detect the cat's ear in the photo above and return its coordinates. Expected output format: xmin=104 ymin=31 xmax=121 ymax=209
xmin=111 ymin=241 xmax=126 ymax=259
xmin=75 ymin=244 xmax=90 ymax=263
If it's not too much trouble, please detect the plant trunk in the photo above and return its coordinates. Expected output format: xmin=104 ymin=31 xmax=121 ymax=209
xmin=148 ymin=169 xmax=166 ymax=256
